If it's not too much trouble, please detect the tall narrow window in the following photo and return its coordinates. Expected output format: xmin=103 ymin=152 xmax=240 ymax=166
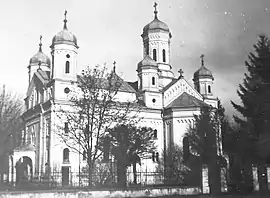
xmin=65 ymin=61 xmax=70 ymax=74
xmin=64 ymin=122 xmax=68 ymax=134
xmin=153 ymin=129 xmax=157 ymax=139
xmin=152 ymin=77 xmax=155 ymax=86
xmin=63 ymin=148 xmax=69 ymax=162
xmin=153 ymin=49 xmax=157 ymax=61
xmin=208 ymin=85 xmax=211 ymax=93
xmin=162 ymin=49 xmax=166 ymax=62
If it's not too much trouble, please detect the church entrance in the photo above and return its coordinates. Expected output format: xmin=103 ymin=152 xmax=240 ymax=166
xmin=61 ymin=166 xmax=69 ymax=186
xmin=15 ymin=156 xmax=33 ymax=185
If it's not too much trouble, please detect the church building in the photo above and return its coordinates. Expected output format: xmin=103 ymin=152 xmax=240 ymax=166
xmin=9 ymin=4 xmax=220 ymax=186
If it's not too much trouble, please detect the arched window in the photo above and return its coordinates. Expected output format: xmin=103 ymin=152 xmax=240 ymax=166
xmin=183 ymin=136 xmax=190 ymax=161
xmin=152 ymin=76 xmax=155 ymax=85
xmin=208 ymin=85 xmax=211 ymax=93
xmin=153 ymin=49 xmax=157 ymax=61
xmin=153 ymin=129 xmax=157 ymax=139
xmin=65 ymin=61 xmax=70 ymax=74
xmin=162 ymin=49 xmax=166 ymax=62
xmin=63 ymin=148 xmax=69 ymax=162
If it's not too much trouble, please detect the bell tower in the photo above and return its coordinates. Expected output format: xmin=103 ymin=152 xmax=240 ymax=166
xmin=50 ymin=10 xmax=78 ymax=82
xmin=141 ymin=3 xmax=174 ymax=88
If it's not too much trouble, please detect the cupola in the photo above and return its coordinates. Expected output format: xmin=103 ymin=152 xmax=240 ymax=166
xmin=51 ymin=10 xmax=78 ymax=48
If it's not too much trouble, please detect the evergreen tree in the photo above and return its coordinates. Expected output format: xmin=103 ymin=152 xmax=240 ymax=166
xmin=186 ymin=105 xmax=222 ymax=195
xmin=231 ymin=35 xmax=270 ymax=192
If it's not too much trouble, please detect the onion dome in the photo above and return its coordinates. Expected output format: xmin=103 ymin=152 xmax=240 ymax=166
xmin=137 ymin=55 xmax=158 ymax=70
xmin=29 ymin=36 xmax=51 ymax=67
xmin=193 ymin=54 xmax=213 ymax=80
xmin=52 ymin=10 xmax=78 ymax=47
xmin=143 ymin=3 xmax=170 ymax=35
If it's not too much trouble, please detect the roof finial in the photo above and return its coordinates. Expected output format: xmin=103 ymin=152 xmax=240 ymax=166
xmin=200 ymin=54 xmax=205 ymax=67
xmin=39 ymin=35 xmax=42 ymax=52
xmin=63 ymin=10 xmax=68 ymax=29
xmin=154 ymin=2 xmax=158 ymax=19
xmin=113 ymin=61 xmax=116 ymax=73
xmin=178 ymin=69 xmax=184 ymax=79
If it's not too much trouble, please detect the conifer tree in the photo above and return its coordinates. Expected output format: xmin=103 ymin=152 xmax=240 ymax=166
xmin=231 ymin=35 xmax=270 ymax=192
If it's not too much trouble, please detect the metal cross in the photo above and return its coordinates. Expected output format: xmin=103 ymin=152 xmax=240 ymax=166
xmin=154 ymin=2 xmax=158 ymax=17
xmin=39 ymin=35 xmax=42 ymax=52
xmin=154 ymin=2 xmax=158 ymax=12
xmin=64 ymin=10 xmax=67 ymax=20
xmin=113 ymin=61 xmax=116 ymax=72
xmin=39 ymin=35 xmax=42 ymax=45
xmin=178 ymin=69 xmax=184 ymax=78
xmin=200 ymin=54 xmax=205 ymax=67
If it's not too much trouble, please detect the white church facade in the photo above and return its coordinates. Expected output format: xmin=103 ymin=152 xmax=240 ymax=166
xmin=9 ymin=4 xmax=220 ymax=186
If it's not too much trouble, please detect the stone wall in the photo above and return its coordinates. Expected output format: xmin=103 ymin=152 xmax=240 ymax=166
xmin=0 ymin=187 xmax=201 ymax=198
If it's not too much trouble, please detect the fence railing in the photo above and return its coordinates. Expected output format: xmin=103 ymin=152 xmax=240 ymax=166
xmin=8 ymin=171 xmax=166 ymax=190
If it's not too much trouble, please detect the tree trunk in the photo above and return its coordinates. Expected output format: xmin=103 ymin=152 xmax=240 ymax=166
xmin=87 ymin=158 xmax=92 ymax=187
xmin=133 ymin=162 xmax=137 ymax=184
xmin=117 ymin=160 xmax=126 ymax=187
xmin=258 ymin=162 xmax=268 ymax=193
xmin=208 ymin=156 xmax=221 ymax=195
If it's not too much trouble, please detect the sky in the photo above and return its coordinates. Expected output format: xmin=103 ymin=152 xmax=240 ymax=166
xmin=1 ymin=0 xmax=270 ymax=118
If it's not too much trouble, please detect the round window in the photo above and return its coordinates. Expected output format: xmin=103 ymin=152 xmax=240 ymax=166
xmin=152 ymin=98 xmax=156 ymax=103
xmin=66 ymin=54 xmax=70 ymax=58
xmin=64 ymin=87 xmax=70 ymax=94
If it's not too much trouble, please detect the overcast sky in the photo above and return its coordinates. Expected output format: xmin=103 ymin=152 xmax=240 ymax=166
xmin=1 ymin=0 xmax=270 ymax=118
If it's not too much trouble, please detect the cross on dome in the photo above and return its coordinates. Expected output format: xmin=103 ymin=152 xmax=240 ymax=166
xmin=63 ymin=10 xmax=68 ymax=29
xmin=178 ymin=69 xmax=184 ymax=78
xmin=39 ymin=35 xmax=42 ymax=52
xmin=200 ymin=54 xmax=205 ymax=67
xmin=154 ymin=2 xmax=158 ymax=18
xmin=113 ymin=61 xmax=116 ymax=73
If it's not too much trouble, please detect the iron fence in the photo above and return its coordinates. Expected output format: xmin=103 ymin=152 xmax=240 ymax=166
xmin=7 ymin=171 xmax=166 ymax=190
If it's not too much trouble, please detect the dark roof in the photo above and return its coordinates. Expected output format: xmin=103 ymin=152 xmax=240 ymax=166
xmin=77 ymin=73 xmax=137 ymax=93
xmin=120 ymin=80 xmax=137 ymax=93
xmin=127 ymin=81 xmax=138 ymax=92
xmin=163 ymin=78 xmax=178 ymax=92
xmin=194 ymin=66 xmax=213 ymax=80
xmin=143 ymin=16 xmax=170 ymax=33
xmin=166 ymin=92 xmax=206 ymax=108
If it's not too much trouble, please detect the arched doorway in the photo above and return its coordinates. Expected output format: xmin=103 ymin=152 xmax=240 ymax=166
xmin=15 ymin=156 xmax=32 ymax=185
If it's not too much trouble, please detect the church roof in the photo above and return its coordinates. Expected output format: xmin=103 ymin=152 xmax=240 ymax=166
xmin=120 ymin=81 xmax=137 ymax=93
xmin=126 ymin=81 xmax=138 ymax=92
xmin=77 ymin=73 xmax=137 ymax=93
xmin=163 ymin=78 xmax=178 ymax=92
xmin=51 ymin=11 xmax=78 ymax=48
xmin=166 ymin=92 xmax=206 ymax=108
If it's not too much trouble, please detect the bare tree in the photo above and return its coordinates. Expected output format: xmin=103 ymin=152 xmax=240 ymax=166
xmin=156 ymin=144 xmax=190 ymax=185
xmin=106 ymin=124 xmax=156 ymax=186
xmin=56 ymin=65 xmax=140 ymax=187
xmin=0 ymin=85 xmax=23 ymax=183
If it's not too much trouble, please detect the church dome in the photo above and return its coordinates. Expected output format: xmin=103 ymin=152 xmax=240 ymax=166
xmin=143 ymin=17 xmax=169 ymax=33
xmin=143 ymin=3 xmax=170 ymax=34
xmin=193 ymin=54 xmax=213 ymax=80
xmin=137 ymin=55 xmax=158 ymax=68
xmin=52 ymin=29 xmax=77 ymax=47
xmin=194 ymin=66 xmax=213 ymax=80
xmin=29 ymin=37 xmax=50 ymax=67
xmin=51 ymin=11 xmax=78 ymax=47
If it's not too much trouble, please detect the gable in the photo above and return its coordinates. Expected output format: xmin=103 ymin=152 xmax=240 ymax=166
xmin=26 ymin=70 xmax=49 ymax=98
xmin=166 ymin=92 xmax=206 ymax=108
xmin=163 ymin=78 xmax=203 ymax=107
